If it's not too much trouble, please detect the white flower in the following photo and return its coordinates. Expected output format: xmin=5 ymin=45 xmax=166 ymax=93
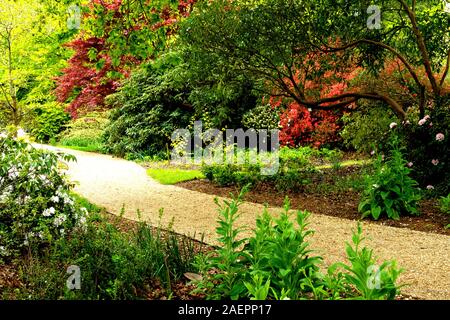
xmin=53 ymin=214 xmax=67 ymax=227
xmin=50 ymin=196 xmax=60 ymax=203
xmin=372 ymin=184 xmax=380 ymax=189
xmin=43 ymin=207 xmax=56 ymax=217
xmin=426 ymin=185 xmax=434 ymax=190
xmin=389 ymin=122 xmax=397 ymax=129
xmin=436 ymin=133 xmax=445 ymax=141
xmin=407 ymin=162 xmax=413 ymax=167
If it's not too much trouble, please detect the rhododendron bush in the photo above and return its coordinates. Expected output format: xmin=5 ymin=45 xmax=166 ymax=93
xmin=402 ymin=103 xmax=450 ymax=195
xmin=0 ymin=136 xmax=89 ymax=261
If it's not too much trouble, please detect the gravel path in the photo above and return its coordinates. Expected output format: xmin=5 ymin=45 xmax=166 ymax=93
xmin=39 ymin=145 xmax=450 ymax=300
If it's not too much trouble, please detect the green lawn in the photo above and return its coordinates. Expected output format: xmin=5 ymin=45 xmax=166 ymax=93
xmin=50 ymin=142 xmax=106 ymax=153
xmin=147 ymin=168 xmax=205 ymax=185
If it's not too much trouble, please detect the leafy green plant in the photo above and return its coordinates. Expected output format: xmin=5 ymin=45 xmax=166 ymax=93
xmin=201 ymin=147 xmax=317 ymax=191
xmin=11 ymin=210 xmax=200 ymax=300
xmin=193 ymin=188 xmax=403 ymax=300
xmin=441 ymin=194 xmax=450 ymax=214
xmin=440 ymin=194 xmax=450 ymax=228
xmin=358 ymin=142 xmax=421 ymax=220
xmin=246 ymin=199 xmax=322 ymax=300
xmin=329 ymin=224 xmax=404 ymax=300
xmin=192 ymin=191 xmax=249 ymax=299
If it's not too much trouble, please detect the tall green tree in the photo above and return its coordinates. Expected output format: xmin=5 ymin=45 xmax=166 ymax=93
xmin=180 ymin=0 xmax=450 ymax=120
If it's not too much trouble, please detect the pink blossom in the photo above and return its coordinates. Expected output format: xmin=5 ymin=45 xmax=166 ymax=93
xmin=389 ymin=122 xmax=397 ymax=129
xmin=432 ymin=159 xmax=439 ymax=166
xmin=418 ymin=119 xmax=426 ymax=126
xmin=424 ymin=115 xmax=430 ymax=121
xmin=426 ymin=185 xmax=434 ymax=190
xmin=370 ymin=150 xmax=375 ymax=156
xmin=407 ymin=162 xmax=413 ymax=167
xmin=436 ymin=133 xmax=445 ymax=141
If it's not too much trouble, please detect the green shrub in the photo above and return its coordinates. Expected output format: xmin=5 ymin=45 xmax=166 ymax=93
xmin=358 ymin=142 xmax=421 ymax=220
xmin=23 ymin=102 xmax=70 ymax=142
xmin=327 ymin=224 xmax=403 ymax=300
xmin=341 ymin=102 xmax=396 ymax=153
xmin=0 ymin=136 xmax=89 ymax=261
xmin=103 ymin=56 xmax=192 ymax=158
xmin=440 ymin=194 xmax=450 ymax=228
xmin=12 ymin=211 xmax=199 ymax=300
xmin=58 ymin=112 xmax=109 ymax=152
xmin=192 ymin=189 xmax=403 ymax=300
xmin=440 ymin=194 xmax=450 ymax=214
xmin=402 ymin=103 xmax=450 ymax=195
xmin=201 ymin=147 xmax=317 ymax=191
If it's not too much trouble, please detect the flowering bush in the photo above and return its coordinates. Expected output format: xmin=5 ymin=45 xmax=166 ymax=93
xmin=358 ymin=141 xmax=421 ymax=220
xmin=0 ymin=135 xmax=89 ymax=261
xmin=241 ymin=104 xmax=280 ymax=131
xmin=402 ymin=104 xmax=450 ymax=195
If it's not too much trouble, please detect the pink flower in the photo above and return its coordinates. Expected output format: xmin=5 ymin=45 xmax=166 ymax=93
xmin=426 ymin=185 xmax=434 ymax=190
xmin=432 ymin=159 xmax=439 ymax=166
xmin=418 ymin=119 xmax=426 ymax=126
xmin=424 ymin=115 xmax=430 ymax=121
xmin=370 ymin=150 xmax=375 ymax=156
xmin=389 ymin=122 xmax=398 ymax=129
xmin=429 ymin=122 xmax=433 ymax=127
xmin=436 ymin=133 xmax=445 ymax=141
xmin=407 ymin=162 xmax=413 ymax=167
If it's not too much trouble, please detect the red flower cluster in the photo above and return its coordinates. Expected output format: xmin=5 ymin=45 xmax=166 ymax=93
xmin=273 ymin=50 xmax=360 ymax=148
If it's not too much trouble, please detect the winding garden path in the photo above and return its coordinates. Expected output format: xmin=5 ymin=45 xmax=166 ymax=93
xmin=39 ymin=145 xmax=450 ymax=300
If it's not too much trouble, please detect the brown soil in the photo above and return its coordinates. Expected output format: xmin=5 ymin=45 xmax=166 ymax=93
xmin=176 ymin=179 xmax=450 ymax=236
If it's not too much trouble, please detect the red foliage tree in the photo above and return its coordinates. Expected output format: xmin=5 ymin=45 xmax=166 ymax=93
xmin=272 ymin=51 xmax=361 ymax=148
xmin=55 ymin=0 xmax=196 ymax=117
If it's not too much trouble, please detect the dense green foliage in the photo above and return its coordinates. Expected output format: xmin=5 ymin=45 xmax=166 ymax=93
xmin=358 ymin=142 xmax=422 ymax=220
xmin=58 ymin=112 xmax=109 ymax=153
xmin=193 ymin=190 xmax=403 ymax=300
xmin=103 ymin=55 xmax=192 ymax=157
xmin=341 ymin=103 xmax=397 ymax=152
xmin=202 ymin=147 xmax=344 ymax=191
xmin=23 ymin=102 xmax=70 ymax=143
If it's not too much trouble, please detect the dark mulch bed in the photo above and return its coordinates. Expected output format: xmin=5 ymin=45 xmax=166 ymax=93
xmin=176 ymin=177 xmax=450 ymax=236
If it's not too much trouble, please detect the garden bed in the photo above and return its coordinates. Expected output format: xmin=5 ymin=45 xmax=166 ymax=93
xmin=176 ymin=166 xmax=449 ymax=236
